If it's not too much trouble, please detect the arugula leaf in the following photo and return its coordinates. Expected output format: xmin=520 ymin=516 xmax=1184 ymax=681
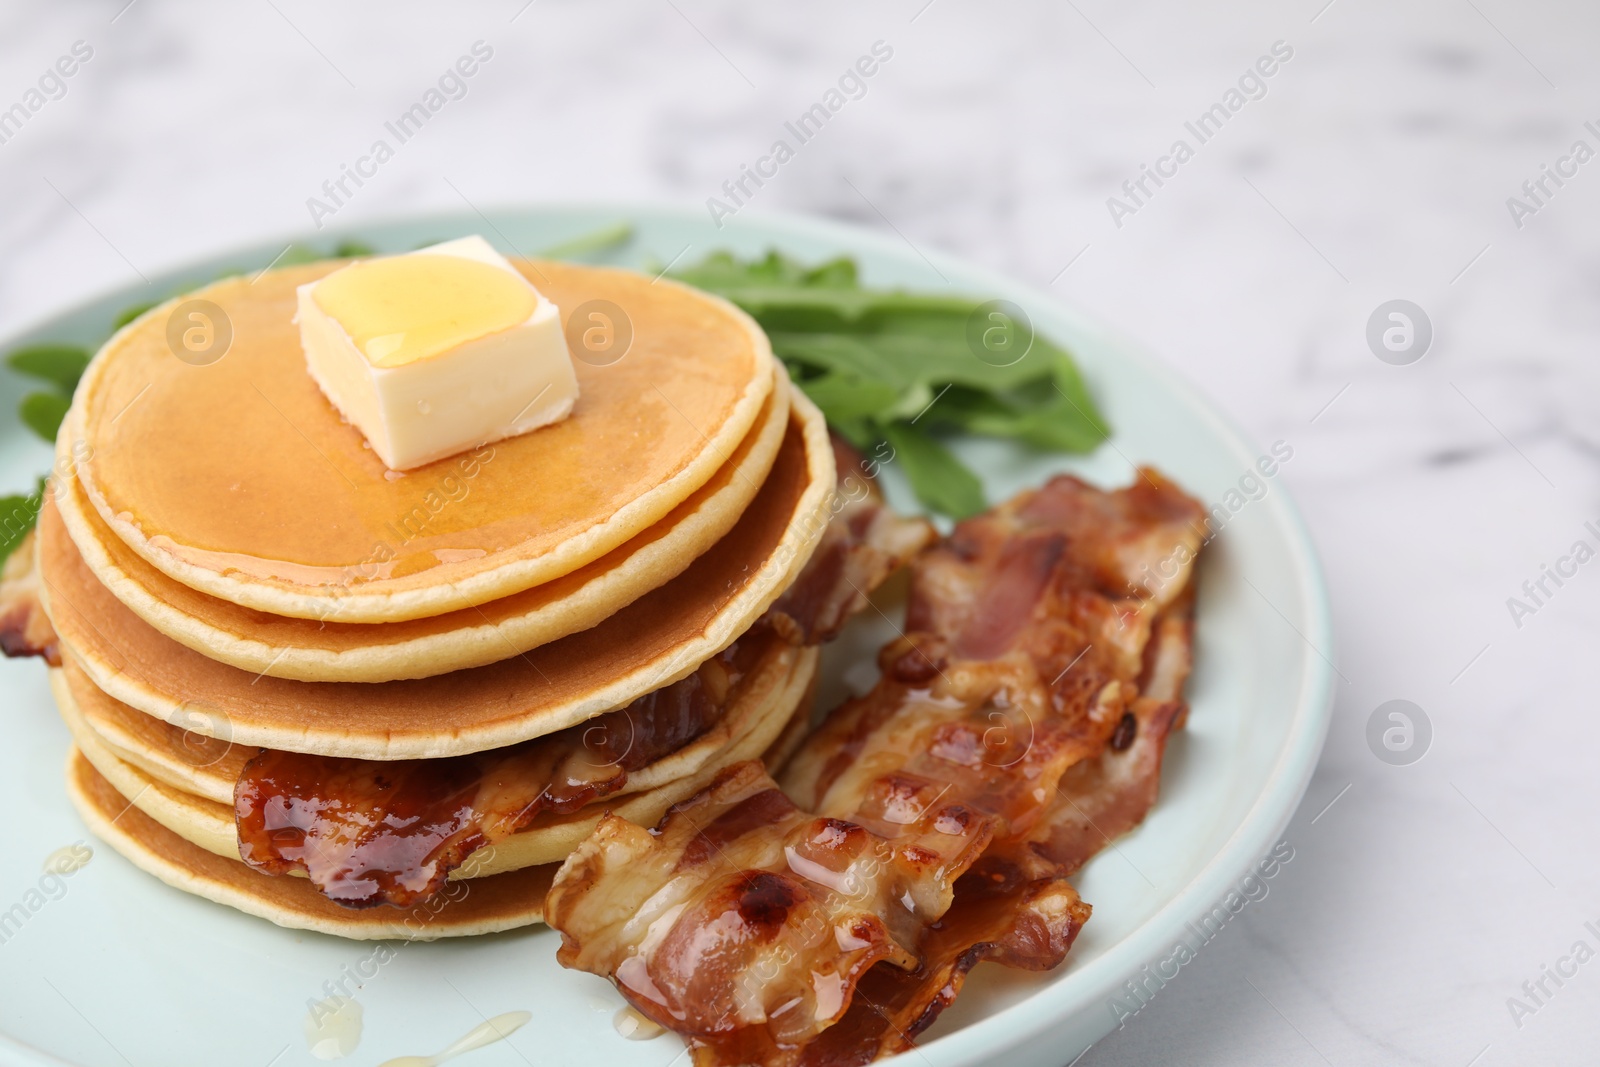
xmin=674 ymin=251 xmax=859 ymax=293
xmin=672 ymin=249 xmax=1109 ymax=518
xmin=880 ymin=422 xmax=986 ymax=520
xmin=8 ymin=343 xmax=88 ymax=442
xmin=0 ymin=479 xmax=45 ymax=569
xmin=113 ymin=301 xmax=157 ymax=329
xmin=7 ymin=344 xmax=90 ymax=394
xmin=19 ymin=392 xmax=69 ymax=442
xmin=541 ymin=223 xmax=635 ymax=261
xmin=797 ymin=374 xmax=901 ymax=446
xmin=277 ymin=244 xmax=323 ymax=267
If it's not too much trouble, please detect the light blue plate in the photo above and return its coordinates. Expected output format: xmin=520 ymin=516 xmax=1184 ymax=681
xmin=0 ymin=204 xmax=1333 ymax=1067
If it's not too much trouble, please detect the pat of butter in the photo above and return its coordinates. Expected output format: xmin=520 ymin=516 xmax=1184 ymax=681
xmin=296 ymin=235 xmax=579 ymax=470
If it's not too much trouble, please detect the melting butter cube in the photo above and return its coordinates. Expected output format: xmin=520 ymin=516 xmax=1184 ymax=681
xmin=296 ymin=235 xmax=578 ymax=470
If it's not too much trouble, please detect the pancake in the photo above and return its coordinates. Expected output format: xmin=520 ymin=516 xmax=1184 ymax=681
xmin=62 ymin=658 xmax=248 ymax=805
xmin=69 ymin=259 xmax=775 ymax=622
xmin=40 ymin=392 xmax=835 ymax=759
xmin=54 ymin=376 xmax=790 ymax=683
xmin=56 ymin=646 xmax=816 ymax=878
xmin=66 ymin=749 xmax=555 ymax=939
xmin=59 ymin=628 xmax=810 ymax=813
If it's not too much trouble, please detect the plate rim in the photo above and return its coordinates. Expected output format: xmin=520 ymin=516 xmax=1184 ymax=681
xmin=0 ymin=201 xmax=1335 ymax=1067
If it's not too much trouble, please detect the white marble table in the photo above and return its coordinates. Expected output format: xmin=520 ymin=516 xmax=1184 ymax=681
xmin=1 ymin=1 xmax=1595 ymax=1063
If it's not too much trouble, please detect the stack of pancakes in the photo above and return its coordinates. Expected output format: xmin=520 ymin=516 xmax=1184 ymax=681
xmin=26 ymin=258 xmax=837 ymax=939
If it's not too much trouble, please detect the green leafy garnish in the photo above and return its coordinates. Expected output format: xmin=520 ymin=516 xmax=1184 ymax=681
xmin=112 ymin=302 xmax=157 ymax=330
xmin=276 ymin=244 xmax=323 ymax=267
xmin=7 ymin=344 xmax=91 ymax=394
xmin=0 ymin=342 xmax=83 ymax=549
xmin=19 ymin=393 xmax=69 ymax=442
xmin=0 ymin=381 xmax=72 ymax=556
xmin=671 ymin=250 xmax=1109 ymax=518
xmin=8 ymin=342 xmax=88 ymax=445
xmin=333 ymin=240 xmax=375 ymax=258
xmin=0 ymin=478 xmax=46 ymax=569
xmin=541 ymin=223 xmax=635 ymax=261
xmin=881 ymin=422 xmax=986 ymax=520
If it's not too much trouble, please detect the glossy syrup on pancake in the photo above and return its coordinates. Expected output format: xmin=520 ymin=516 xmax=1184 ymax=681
xmin=53 ymin=647 xmax=819 ymax=884
xmin=72 ymin=259 xmax=774 ymax=620
xmin=235 ymin=632 xmax=777 ymax=908
xmin=65 ymin=748 xmax=560 ymax=940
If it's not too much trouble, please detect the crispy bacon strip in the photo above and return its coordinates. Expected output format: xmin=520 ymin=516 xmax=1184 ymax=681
xmin=814 ymin=680 xmax=1192 ymax=1064
xmin=235 ymin=453 xmax=935 ymax=909
xmin=766 ymin=438 xmax=935 ymax=646
xmin=235 ymin=634 xmax=771 ymax=907
xmin=797 ymin=877 xmax=1091 ymax=1067
xmin=0 ymin=531 xmax=60 ymax=665
xmin=785 ymin=471 xmax=1204 ymax=825
xmin=548 ymin=759 xmax=993 ymax=1061
xmin=547 ymin=468 xmax=1207 ymax=1066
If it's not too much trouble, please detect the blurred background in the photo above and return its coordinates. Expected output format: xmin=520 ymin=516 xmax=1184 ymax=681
xmin=2 ymin=1 xmax=1597 ymax=1063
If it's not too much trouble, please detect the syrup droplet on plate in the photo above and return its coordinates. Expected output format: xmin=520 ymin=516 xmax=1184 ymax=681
xmin=614 ymin=1006 xmax=664 ymax=1040
xmin=377 ymin=1011 xmax=531 ymax=1067
xmin=305 ymin=995 xmax=363 ymax=1060
xmin=42 ymin=843 xmax=92 ymax=875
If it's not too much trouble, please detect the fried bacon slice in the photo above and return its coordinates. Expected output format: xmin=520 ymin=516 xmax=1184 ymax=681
xmin=235 ymin=450 xmax=935 ymax=909
xmin=0 ymin=531 xmax=60 ymax=664
xmin=235 ymin=634 xmax=775 ymax=908
xmin=784 ymin=470 xmax=1204 ymax=836
xmin=546 ymin=468 xmax=1206 ymax=1066
xmin=547 ymin=759 xmax=993 ymax=1061
xmin=765 ymin=439 xmax=935 ymax=646
xmin=814 ymin=664 xmax=1193 ymax=1065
